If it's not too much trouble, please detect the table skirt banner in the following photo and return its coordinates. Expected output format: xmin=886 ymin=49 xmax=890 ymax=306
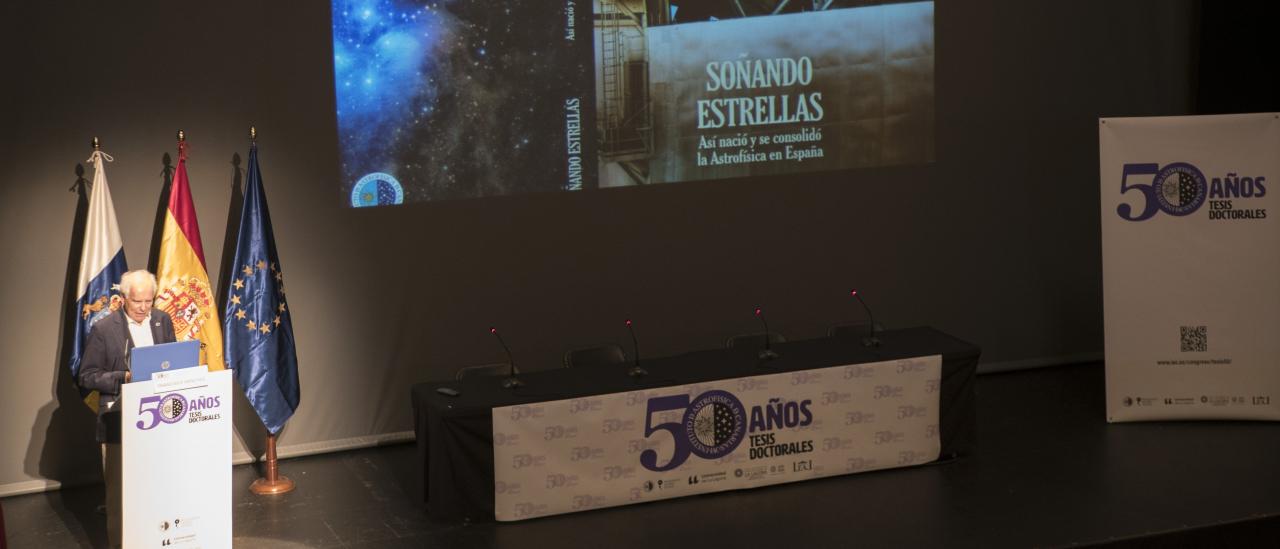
xmin=492 ymin=355 xmax=941 ymax=521
xmin=1100 ymin=113 xmax=1280 ymax=422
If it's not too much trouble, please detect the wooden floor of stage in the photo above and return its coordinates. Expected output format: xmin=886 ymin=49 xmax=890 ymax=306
xmin=4 ymin=363 xmax=1280 ymax=548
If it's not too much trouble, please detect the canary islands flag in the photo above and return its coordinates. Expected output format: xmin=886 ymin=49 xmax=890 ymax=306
xmin=224 ymin=143 xmax=299 ymax=434
xmin=70 ymin=149 xmax=129 ymax=387
xmin=155 ymin=142 xmax=226 ymax=370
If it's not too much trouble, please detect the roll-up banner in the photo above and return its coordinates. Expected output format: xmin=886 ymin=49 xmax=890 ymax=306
xmin=1100 ymin=113 xmax=1280 ymax=422
xmin=492 ymin=355 xmax=941 ymax=521
xmin=122 ymin=367 xmax=233 ymax=547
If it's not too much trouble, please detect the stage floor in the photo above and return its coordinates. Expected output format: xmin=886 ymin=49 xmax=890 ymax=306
xmin=4 ymin=363 xmax=1279 ymax=548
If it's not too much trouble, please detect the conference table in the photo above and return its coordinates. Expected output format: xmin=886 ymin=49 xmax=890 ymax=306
xmin=411 ymin=327 xmax=980 ymax=521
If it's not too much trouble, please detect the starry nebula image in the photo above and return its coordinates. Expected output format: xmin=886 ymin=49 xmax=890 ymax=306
xmin=332 ymin=0 xmax=595 ymax=205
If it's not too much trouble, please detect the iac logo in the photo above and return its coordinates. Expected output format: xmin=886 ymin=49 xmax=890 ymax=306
xmin=350 ymin=172 xmax=404 ymax=208
xmin=1117 ymin=162 xmax=1267 ymax=221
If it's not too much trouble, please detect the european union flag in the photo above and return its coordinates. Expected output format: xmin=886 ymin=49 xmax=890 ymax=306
xmin=224 ymin=142 xmax=300 ymax=435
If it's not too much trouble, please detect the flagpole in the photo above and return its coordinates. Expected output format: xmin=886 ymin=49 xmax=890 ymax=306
xmin=250 ymin=432 xmax=295 ymax=495
xmin=241 ymin=125 xmax=296 ymax=496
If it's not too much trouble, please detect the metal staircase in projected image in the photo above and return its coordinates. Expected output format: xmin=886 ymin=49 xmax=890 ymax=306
xmin=598 ymin=0 xmax=653 ymax=183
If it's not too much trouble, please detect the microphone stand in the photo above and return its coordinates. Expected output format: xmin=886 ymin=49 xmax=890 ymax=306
xmin=851 ymin=290 xmax=881 ymax=347
xmin=754 ymin=307 xmax=779 ymax=360
xmin=490 ymin=328 xmax=524 ymax=389
xmin=625 ymin=320 xmax=647 ymax=377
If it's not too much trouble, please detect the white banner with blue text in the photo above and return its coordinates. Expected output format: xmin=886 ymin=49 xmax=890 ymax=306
xmin=492 ymin=355 xmax=940 ymax=521
xmin=1101 ymin=113 xmax=1280 ymax=422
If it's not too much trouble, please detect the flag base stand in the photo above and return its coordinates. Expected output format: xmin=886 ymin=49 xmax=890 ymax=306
xmin=250 ymin=476 xmax=294 ymax=495
xmin=250 ymin=433 xmax=295 ymax=495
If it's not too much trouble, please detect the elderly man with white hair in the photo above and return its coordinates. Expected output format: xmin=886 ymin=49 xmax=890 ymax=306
xmin=78 ymin=269 xmax=177 ymax=547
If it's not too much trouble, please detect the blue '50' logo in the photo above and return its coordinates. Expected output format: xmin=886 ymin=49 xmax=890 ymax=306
xmin=1117 ymin=162 xmax=1208 ymax=221
xmin=639 ymin=390 xmax=747 ymax=472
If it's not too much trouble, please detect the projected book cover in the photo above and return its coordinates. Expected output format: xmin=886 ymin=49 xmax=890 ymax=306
xmin=333 ymin=0 xmax=934 ymax=206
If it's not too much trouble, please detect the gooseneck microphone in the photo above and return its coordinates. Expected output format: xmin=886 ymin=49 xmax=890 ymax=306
xmin=490 ymin=327 xmax=524 ymax=389
xmin=123 ymin=337 xmax=135 ymax=383
xmin=850 ymin=290 xmax=881 ymax=347
xmin=624 ymin=319 xmax=647 ymax=377
xmin=754 ymin=307 xmax=779 ymax=360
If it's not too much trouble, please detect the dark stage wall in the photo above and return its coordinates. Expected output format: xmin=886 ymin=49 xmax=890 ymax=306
xmin=0 ymin=1 xmax=1195 ymax=493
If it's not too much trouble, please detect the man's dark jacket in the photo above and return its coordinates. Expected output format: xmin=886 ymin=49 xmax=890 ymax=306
xmin=79 ymin=309 xmax=177 ymax=442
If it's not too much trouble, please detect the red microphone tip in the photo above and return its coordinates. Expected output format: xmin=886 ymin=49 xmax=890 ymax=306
xmin=754 ymin=307 xmax=762 ymax=316
xmin=625 ymin=319 xmax=632 ymax=327
xmin=850 ymin=289 xmax=858 ymax=297
xmin=489 ymin=327 xmax=497 ymax=334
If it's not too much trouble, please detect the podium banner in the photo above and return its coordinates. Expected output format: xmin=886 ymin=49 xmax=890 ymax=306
xmin=122 ymin=367 xmax=232 ymax=547
xmin=492 ymin=355 xmax=940 ymax=521
xmin=1101 ymin=113 xmax=1280 ymax=422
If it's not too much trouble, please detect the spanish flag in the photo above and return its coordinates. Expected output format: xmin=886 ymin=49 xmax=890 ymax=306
xmin=155 ymin=139 xmax=226 ymax=371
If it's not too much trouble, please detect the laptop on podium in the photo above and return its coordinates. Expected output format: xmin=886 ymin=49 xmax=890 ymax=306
xmin=129 ymin=340 xmax=201 ymax=382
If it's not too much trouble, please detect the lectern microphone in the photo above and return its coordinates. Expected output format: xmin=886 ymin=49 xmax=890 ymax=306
xmin=490 ymin=327 xmax=524 ymax=389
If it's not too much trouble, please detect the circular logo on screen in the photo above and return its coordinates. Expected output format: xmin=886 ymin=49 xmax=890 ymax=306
xmin=682 ymin=390 xmax=746 ymax=459
xmin=1152 ymin=162 xmax=1207 ymax=216
xmin=159 ymin=394 xmax=188 ymax=424
xmin=350 ymin=172 xmax=404 ymax=208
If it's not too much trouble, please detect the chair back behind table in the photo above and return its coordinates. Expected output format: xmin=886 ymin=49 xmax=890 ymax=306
xmin=563 ymin=344 xmax=627 ymax=368
xmin=455 ymin=363 xmax=515 ymax=380
xmin=827 ymin=322 xmax=884 ymax=339
xmin=725 ymin=331 xmax=786 ymax=349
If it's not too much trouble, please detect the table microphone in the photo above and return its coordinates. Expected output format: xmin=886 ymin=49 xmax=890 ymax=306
xmin=490 ymin=327 xmax=524 ymax=389
xmin=754 ymin=307 xmax=779 ymax=360
xmin=624 ymin=319 xmax=647 ymax=377
xmin=850 ymin=289 xmax=881 ymax=347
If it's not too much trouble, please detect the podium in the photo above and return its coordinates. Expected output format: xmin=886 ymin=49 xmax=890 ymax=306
xmin=121 ymin=366 xmax=233 ymax=548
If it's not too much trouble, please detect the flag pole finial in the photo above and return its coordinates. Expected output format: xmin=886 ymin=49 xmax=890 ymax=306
xmin=250 ymin=126 xmax=257 ymax=142
xmin=92 ymin=137 xmax=100 ymax=151
xmin=177 ymin=129 xmax=185 ymax=143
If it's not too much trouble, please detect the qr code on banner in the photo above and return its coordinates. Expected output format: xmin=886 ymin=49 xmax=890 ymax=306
xmin=1180 ymin=326 xmax=1207 ymax=352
